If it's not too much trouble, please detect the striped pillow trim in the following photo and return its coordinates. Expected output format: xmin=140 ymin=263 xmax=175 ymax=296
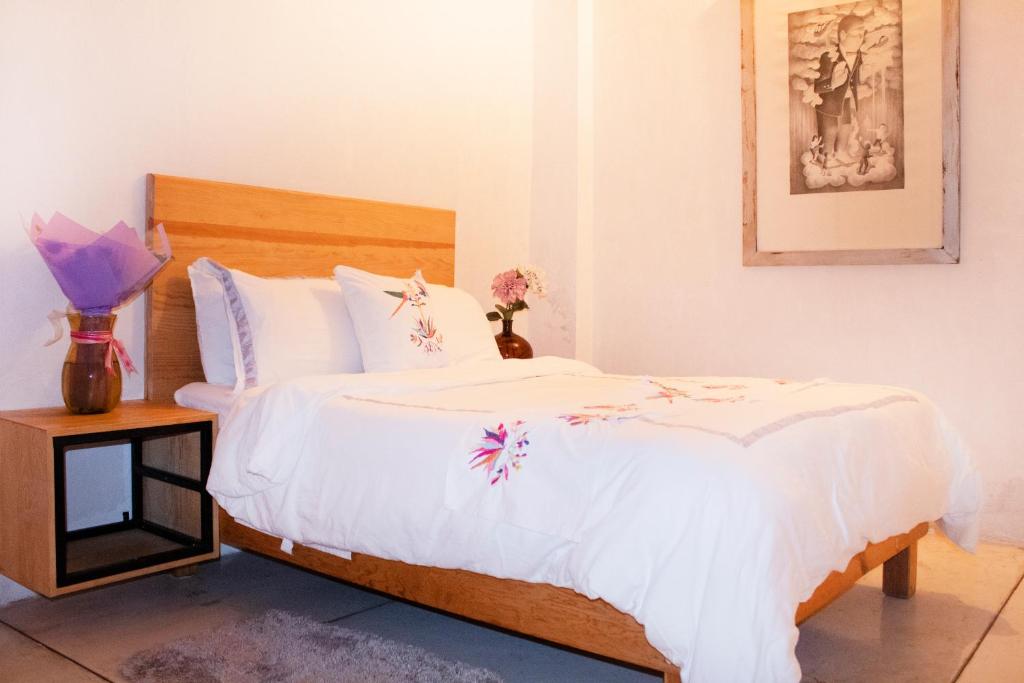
xmin=196 ymin=258 xmax=258 ymax=389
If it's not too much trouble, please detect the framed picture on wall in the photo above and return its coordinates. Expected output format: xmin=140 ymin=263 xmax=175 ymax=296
xmin=740 ymin=0 xmax=960 ymax=266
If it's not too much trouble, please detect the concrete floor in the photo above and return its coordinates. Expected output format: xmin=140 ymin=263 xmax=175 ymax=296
xmin=0 ymin=531 xmax=1021 ymax=682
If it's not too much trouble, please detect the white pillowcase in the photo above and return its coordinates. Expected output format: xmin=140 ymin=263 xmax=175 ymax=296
xmin=333 ymin=266 xmax=449 ymax=372
xmin=189 ymin=259 xmax=363 ymax=390
xmin=188 ymin=261 xmax=239 ymax=387
xmin=429 ymin=283 xmax=501 ymax=364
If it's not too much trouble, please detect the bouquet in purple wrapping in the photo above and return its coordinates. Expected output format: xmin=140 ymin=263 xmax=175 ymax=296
xmin=30 ymin=212 xmax=171 ymax=315
xmin=28 ymin=213 xmax=172 ymax=413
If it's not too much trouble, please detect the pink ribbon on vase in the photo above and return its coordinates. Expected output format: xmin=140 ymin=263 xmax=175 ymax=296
xmin=69 ymin=330 xmax=137 ymax=375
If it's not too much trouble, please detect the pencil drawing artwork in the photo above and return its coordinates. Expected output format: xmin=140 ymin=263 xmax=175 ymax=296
xmin=789 ymin=0 xmax=905 ymax=194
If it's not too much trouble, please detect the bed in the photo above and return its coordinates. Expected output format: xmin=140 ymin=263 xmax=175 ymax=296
xmin=145 ymin=174 xmax=977 ymax=682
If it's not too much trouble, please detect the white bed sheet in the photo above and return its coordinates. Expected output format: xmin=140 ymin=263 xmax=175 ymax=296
xmin=174 ymin=382 xmax=238 ymax=422
xmin=174 ymin=381 xmax=357 ymax=561
xmin=206 ymin=357 xmax=980 ymax=682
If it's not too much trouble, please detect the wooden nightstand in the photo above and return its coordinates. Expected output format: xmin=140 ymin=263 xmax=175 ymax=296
xmin=0 ymin=400 xmax=219 ymax=596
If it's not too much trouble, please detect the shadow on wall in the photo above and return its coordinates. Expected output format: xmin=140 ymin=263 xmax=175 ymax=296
xmin=0 ymin=235 xmax=73 ymax=410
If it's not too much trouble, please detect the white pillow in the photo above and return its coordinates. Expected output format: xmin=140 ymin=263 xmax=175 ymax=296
xmin=188 ymin=261 xmax=238 ymax=387
xmin=191 ymin=259 xmax=363 ymax=390
xmin=333 ymin=266 xmax=449 ymax=372
xmin=429 ymin=283 xmax=501 ymax=364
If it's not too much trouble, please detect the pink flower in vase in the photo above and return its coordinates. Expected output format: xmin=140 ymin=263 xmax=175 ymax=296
xmin=490 ymin=269 xmax=528 ymax=306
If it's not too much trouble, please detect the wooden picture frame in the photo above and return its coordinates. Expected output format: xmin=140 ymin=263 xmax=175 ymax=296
xmin=741 ymin=0 xmax=960 ymax=266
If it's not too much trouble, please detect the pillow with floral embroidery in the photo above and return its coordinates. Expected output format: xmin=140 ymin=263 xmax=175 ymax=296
xmin=334 ymin=266 xmax=449 ymax=372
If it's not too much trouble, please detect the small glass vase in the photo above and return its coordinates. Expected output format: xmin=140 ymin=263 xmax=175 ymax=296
xmin=62 ymin=313 xmax=122 ymax=414
xmin=495 ymin=319 xmax=533 ymax=360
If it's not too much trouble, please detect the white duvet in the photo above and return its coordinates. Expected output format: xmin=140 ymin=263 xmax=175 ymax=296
xmin=206 ymin=357 xmax=980 ymax=682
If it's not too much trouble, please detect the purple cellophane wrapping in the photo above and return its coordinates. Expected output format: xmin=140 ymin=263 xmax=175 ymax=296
xmin=29 ymin=212 xmax=171 ymax=315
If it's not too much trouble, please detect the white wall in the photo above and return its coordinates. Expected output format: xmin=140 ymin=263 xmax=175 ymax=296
xmin=0 ymin=0 xmax=534 ymax=412
xmin=528 ymin=0 xmax=579 ymax=357
xmin=590 ymin=0 xmax=1024 ymax=544
xmin=526 ymin=0 xmax=598 ymax=362
xmin=65 ymin=444 xmax=133 ymax=531
xmin=0 ymin=0 xmax=536 ymax=602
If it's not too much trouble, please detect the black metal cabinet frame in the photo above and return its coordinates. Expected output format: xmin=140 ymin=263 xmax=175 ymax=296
xmin=52 ymin=420 xmax=214 ymax=588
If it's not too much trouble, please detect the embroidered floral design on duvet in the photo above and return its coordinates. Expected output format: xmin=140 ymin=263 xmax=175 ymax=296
xmin=559 ymin=403 xmax=638 ymax=426
xmin=646 ymin=379 xmax=747 ymax=404
xmin=385 ymin=277 xmax=444 ymax=354
xmin=469 ymin=421 xmax=529 ymax=485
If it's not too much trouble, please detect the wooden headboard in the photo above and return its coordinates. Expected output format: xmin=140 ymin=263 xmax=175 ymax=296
xmin=144 ymin=174 xmax=456 ymax=402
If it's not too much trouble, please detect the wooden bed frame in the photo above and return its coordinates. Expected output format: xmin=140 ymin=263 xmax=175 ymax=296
xmin=145 ymin=174 xmax=928 ymax=682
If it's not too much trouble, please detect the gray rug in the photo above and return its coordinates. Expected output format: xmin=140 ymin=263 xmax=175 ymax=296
xmin=119 ymin=610 xmax=503 ymax=683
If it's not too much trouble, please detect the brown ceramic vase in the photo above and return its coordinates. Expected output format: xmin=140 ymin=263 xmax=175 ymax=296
xmin=495 ymin=319 xmax=533 ymax=360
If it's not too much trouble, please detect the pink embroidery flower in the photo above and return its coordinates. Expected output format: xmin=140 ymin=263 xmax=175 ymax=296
xmin=490 ymin=270 xmax=528 ymax=307
xmin=646 ymin=380 xmax=748 ymax=404
xmin=411 ymin=315 xmax=443 ymax=353
xmin=385 ymin=278 xmax=443 ymax=354
xmin=469 ymin=421 xmax=529 ymax=485
xmin=647 ymin=380 xmax=690 ymax=403
xmin=560 ymin=403 xmax=640 ymax=426
xmin=584 ymin=403 xmax=637 ymax=412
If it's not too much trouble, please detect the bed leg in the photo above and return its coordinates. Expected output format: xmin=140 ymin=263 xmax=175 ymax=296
xmin=663 ymin=669 xmax=682 ymax=683
xmin=171 ymin=564 xmax=198 ymax=578
xmin=882 ymin=540 xmax=917 ymax=599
